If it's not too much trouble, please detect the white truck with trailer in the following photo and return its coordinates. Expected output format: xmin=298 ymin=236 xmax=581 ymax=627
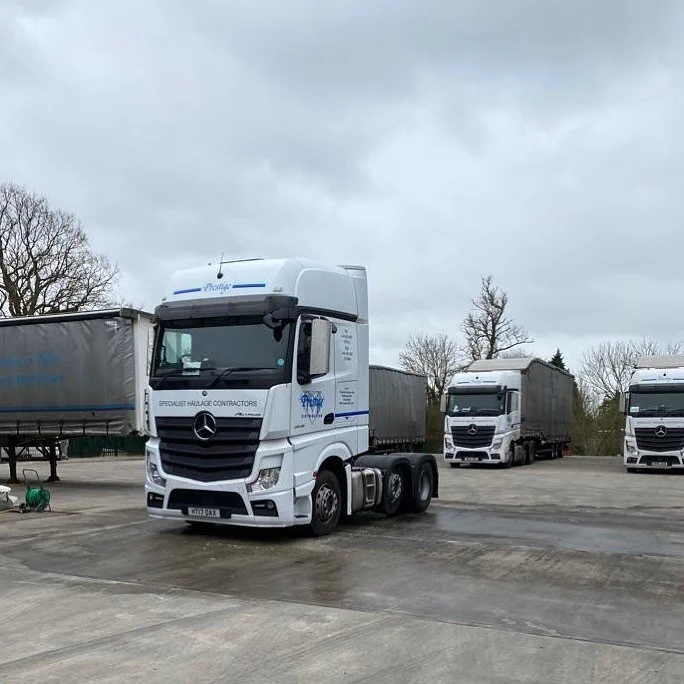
xmin=144 ymin=257 xmax=438 ymax=535
xmin=621 ymin=355 xmax=684 ymax=472
xmin=441 ymin=358 xmax=573 ymax=468
xmin=0 ymin=309 xmax=152 ymax=483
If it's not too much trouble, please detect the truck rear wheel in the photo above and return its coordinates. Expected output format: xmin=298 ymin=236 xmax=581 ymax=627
xmin=378 ymin=465 xmax=404 ymax=516
xmin=406 ymin=462 xmax=433 ymax=513
xmin=309 ymin=470 xmax=341 ymax=536
xmin=524 ymin=442 xmax=536 ymax=465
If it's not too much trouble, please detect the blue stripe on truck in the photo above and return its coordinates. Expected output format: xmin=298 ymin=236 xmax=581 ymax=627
xmin=0 ymin=404 xmax=136 ymax=413
xmin=172 ymin=287 xmax=202 ymax=295
xmin=335 ymin=410 xmax=370 ymax=418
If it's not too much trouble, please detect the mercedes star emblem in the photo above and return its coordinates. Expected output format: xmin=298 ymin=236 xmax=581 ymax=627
xmin=654 ymin=425 xmax=668 ymax=438
xmin=193 ymin=411 xmax=217 ymax=441
xmin=467 ymin=424 xmax=479 ymax=435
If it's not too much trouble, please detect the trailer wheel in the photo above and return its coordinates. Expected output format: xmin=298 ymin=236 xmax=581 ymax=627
xmin=309 ymin=470 xmax=342 ymax=536
xmin=407 ymin=462 xmax=433 ymax=513
xmin=378 ymin=465 xmax=404 ymax=516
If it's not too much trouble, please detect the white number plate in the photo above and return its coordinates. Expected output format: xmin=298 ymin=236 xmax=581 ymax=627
xmin=466 ymin=456 xmax=480 ymax=462
xmin=652 ymin=461 xmax=669 ymax=467
xmin=187 ymin=507 xmax=220 ymax=518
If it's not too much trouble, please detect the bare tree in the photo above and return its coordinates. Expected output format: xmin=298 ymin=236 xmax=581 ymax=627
xmin=581 ymin=337 xmax=684 ymax=403
xmin=399 ymin=332 xmax=463 ymax=404
xmin=0 ymin=183 xmax=119 ymax=317
xmin=461 ymin=275 xmax=533 ymax=361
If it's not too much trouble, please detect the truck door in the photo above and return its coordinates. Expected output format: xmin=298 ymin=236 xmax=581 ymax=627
xmin=290 ymin=316 xmax=337 ymax=438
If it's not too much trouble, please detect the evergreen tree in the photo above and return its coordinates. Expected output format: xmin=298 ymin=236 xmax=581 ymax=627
xmin=550 ymin=348 xmax=566 ymax=370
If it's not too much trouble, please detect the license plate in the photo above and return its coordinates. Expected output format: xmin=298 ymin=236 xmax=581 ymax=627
xmin=187 ymin=507 xmax=221 ymax=518
xmin=466 ymin=456 xmax=480 ymax=462
xmin=652 ymin=461 xmax=669 ymax=467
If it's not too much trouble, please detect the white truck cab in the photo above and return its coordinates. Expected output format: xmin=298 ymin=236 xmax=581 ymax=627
xmin=145 ymin=257 xmax=437 ymax=535
xmin=621 ymin=356 xmax=684 ymax=472
xmin=441 ymin=358 xmax=573 ymax=468
xmin=442 ymin=369 xmax=522 ymax=466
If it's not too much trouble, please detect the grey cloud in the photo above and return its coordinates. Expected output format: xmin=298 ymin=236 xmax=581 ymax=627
xmin=0 ymin=0 xmax=682 ymax=370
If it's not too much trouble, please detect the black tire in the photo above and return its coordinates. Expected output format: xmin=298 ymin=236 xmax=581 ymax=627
xmin=506 ymin=444 xmax=516 ymax=468
xmin=309 ymin=470 xmax=342 ymax=536
xmin=406 ymin=462 xmax=433 ymax=513
xmin=450 ymin=462 xmax=461 ymax=468
xmin=557 ymin=444 xmax=565 ymax=458
xmin=378 ymin=465 xmax=404 ymax=516
xmin=528 ymin=442 xmax=536 ymax=465
xmin=524 ymin=441 xmax=536 ymax=465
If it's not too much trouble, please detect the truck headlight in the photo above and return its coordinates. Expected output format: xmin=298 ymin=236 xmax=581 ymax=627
xmin=491 ymin=440 xmax=503 ymax=450
xmin=444 ymin=436 xmax=453 ymax=449
xmin=146 ymin=452 xmax=166 ymax=486
xmin=625 ymin=441 xmax=638 ymax=455
xmin=248 ymin=467 xmax=281 ymax=493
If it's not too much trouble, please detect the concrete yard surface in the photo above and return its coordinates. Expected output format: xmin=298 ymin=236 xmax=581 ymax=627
xmin=1 ymin=456 xmax=683 ymax=683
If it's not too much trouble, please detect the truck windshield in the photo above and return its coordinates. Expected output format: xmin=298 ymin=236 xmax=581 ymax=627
xmin=149 ymin=316 xmax=291 ymax=390
xmin=629 ymin=391 xmax=684 ymax=418
xmin=446 ymin=392 xmax=504 ymax=416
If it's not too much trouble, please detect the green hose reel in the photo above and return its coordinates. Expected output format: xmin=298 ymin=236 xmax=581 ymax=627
xmin=22 ymin=469 xmax=51 ymax=512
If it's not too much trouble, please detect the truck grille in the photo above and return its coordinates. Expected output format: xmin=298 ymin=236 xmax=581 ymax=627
xmin=451 ymin=425 xmax=495 ymax=448
xmin=157 ymin=416 xmax=262 ymax=482
xmin=635 ymin=427 xmax=684 ymax=453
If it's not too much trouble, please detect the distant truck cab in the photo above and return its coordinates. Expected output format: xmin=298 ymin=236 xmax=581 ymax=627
xmin=621 ymin=356 xmax=684 ymax=472
xmin=144 ymin=258 xmax=438 ymax=535
xmin=441 ymin=358 xmax=573 ymax=468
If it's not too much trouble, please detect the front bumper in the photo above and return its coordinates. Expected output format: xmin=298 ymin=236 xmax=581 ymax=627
xmin=623 ymin=450 xmax=684 ymax=470
xmin=144 ymin=441 xmax=314 ymax=528
xmin=444 ymin=448 xmax=503 ymax=465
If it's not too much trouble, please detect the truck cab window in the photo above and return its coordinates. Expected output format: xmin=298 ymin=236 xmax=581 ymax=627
xmin=296 ymin=319 xmax=312 ymax=385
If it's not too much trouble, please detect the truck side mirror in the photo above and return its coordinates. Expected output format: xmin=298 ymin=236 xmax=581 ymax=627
xmin=309 ymin=319 xmax=332 ymax=377
xmin=297 ymin=318 xmax=331 ymax=385
xmin=439 ymin=394 xmax=447 ymax=413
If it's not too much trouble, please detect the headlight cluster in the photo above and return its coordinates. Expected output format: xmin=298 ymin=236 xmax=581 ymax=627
xmin=248 ymin=467 xmax=281 ymax=493
xmin=625 ymin=441 xmax=638 ymax=455
xmin=146 ymin=452 xmax=166 ymax=486
xmin=491 ymin=440 xmax=503 ymax=450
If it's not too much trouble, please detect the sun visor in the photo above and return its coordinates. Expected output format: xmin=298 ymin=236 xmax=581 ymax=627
xmin=154 ymin=295 xmax=298 ymax=322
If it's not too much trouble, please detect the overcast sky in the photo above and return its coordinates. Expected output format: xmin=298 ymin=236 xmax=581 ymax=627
xmin=1 ymin=0 xmax=683 ymax=374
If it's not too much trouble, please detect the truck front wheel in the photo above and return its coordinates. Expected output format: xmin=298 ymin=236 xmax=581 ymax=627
xmin=309 ymin=470 xmax=342 ymax=536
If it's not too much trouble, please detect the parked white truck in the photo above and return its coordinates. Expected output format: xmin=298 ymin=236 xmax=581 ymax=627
xmin=621 ymin=355 xmax=684 ymax=472
xmin=145 ymin=258 xmax=438 ymax=535
xmin=441 ymin=358 xmax=573 ymax=467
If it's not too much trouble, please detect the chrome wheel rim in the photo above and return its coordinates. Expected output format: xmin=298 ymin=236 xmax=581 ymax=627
xmin=315 ymin=484 xmax=338 ymax=524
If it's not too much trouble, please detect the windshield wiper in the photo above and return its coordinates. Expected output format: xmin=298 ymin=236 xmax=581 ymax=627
xmin=206 ymin=367 xmax=271 ymax=389
xmin=150 ymin=371 xmax=186 ymax=390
